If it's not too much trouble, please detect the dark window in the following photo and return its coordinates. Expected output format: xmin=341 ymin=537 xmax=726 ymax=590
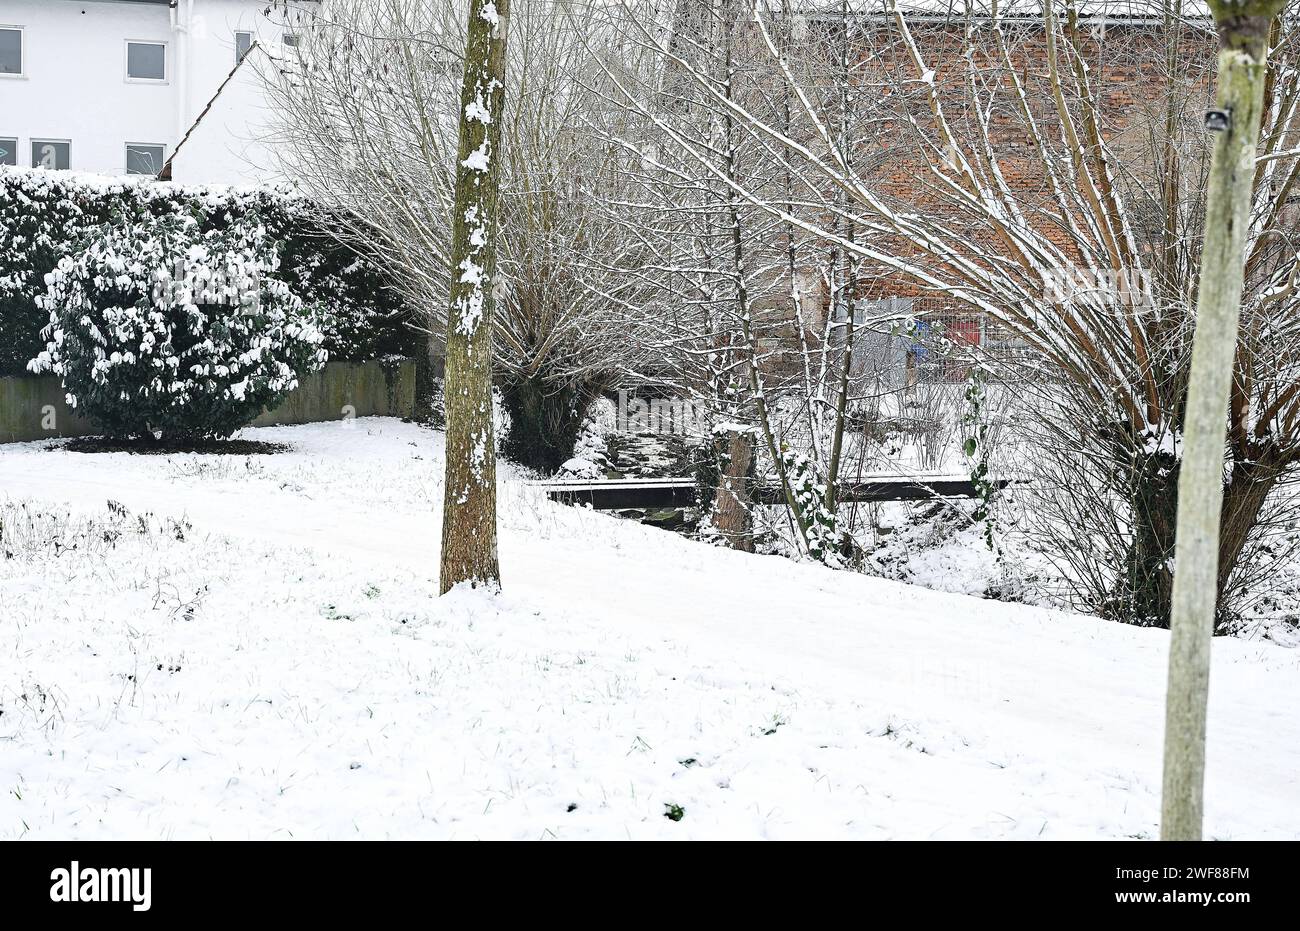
xmin=0 ymin=138 xmax=16 ymax=166
xmin=127 ymin=41 xmax=166 ymax=81
xmin=235 ymin=31 xmax=253 ymax=64
xmin=126 ymin=144 xmax=165 ymax=176
xmin=32 ymin=140 xmax=70 ymax=171
xmin=0 ymin=27 xmax=22 ymax=75
xmin=283 ymin=33 xmax=300 ymax=49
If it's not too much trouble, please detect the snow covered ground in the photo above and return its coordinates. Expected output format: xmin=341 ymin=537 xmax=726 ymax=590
xmin=1 ymin=418 xmax=1296 ymax=840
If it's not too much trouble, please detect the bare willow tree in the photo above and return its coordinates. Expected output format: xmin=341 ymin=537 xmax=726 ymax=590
xmin=600 ymin=0 xmax=1300 ymax=623
xmin=261 ymin=0 xmax=639 ymax=474
xmin=492 ymin=4 xmax=655 ymax=469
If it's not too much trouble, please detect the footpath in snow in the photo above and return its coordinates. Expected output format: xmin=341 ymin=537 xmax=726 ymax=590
xmin=1 ymin=418 xmax=1296 ymax=839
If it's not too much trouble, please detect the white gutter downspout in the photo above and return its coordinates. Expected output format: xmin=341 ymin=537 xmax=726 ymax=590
xmin=172 ymin=0 xmax=195 ymax=162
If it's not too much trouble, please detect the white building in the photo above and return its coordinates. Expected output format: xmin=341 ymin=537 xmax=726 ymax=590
xmin=0 ymin=0 xmax=316 ymax=185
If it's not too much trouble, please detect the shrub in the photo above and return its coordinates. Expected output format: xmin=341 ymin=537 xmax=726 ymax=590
xmin=28 ymin=211 xmax=327 ymax=441
xmin=0 ymin=171 xmax=126 ymax=376
xmin=0 ymin=167 xmax=412 ymax=377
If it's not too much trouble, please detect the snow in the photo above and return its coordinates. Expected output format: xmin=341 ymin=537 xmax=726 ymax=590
xmin=557 ymin=456 xmax=603 ymax=480
xmin=1 ymin=418 xmax=1297 ymax=840
xmin=465 ymin=98 xmax=493 ymax=126
xmin=462 ymin=142 xmax=491 ymax=173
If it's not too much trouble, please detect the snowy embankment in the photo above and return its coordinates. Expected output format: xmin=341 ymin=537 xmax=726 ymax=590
xmin=1 ymin=419 xmax=1296 ymax=840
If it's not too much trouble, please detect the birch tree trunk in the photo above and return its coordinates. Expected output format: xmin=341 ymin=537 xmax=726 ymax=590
xmin=1162 ymin=0 xmax=1280 ymax=840
xmin=441 ymin=0 xmax=510 ymax=594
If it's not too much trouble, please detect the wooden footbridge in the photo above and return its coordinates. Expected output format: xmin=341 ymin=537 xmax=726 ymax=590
xmin=533 ymin=475 xmax=1013 ymax=510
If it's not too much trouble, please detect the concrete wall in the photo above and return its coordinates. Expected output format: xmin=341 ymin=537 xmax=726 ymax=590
xmin=250 ymin=360 xmax=415 ymax=428
xmin=0 ymin=360 xmax=415 ymax=444
xmin=0 ymin=374 xmax=99 ymax=442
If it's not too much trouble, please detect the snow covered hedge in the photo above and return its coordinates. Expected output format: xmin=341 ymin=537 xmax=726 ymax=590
xmin=28 ymin=212 xmax=328 ymax=441
xmin=0 ymin=168 xmax=411 ymax=377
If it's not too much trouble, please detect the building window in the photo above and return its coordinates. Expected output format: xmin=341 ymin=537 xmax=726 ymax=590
xmin=0 ymin=138 xmax=16 ymax=166
xmin=32 ymin=140 xmax=70 ymax=171
xmin=126 ymin=41 xmax=167 ymax=82
xmin=233 ymin=31 xmax=253 ymax=63
xmin=283 ymin=33 xmax=300 ymax=49
xmin=0 ymin=26 xmax=22 ymax=76
xmin=126 ymin=144 xmax=166 ymax=176
xmin=235 ymin=31 xmax=253 ymax=64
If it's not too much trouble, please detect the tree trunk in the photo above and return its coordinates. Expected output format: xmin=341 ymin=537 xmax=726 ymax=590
xmin=1123 ymin=446 xmax=1180 ymax=628
xmin=1162 ymin=1 xmax=1278 ymax=841
xmin=1215 ymin=451 xmax=1283 ymax=624
xmin=500 ymin=373 xmax=591 ymax=473
xmin=713 ymin=428 xmax=755 ymax=552
xmin=440 ymin=0 xmax=510 ymax=594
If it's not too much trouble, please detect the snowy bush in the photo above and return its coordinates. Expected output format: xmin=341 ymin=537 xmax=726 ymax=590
xmin=0 ymin=171 xmax=122 ymax=376
xmin=28 ymin=212 xmax=328 ymax=441
xmin=0 ymin=167 xmax=410 ymax=376
xmin=779 ymin=445 xmax=842 ymax=566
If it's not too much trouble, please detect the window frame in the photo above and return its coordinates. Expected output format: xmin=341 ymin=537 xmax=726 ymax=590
xmin=30 ymin=138 xmax=71 ymax=171
xmin=0 ymin=136 xmax=17 ymax=167
xmin=124 ymin=39 xmax=168 ymax=84
xmin=234 ymin=30 xmax=254 ymax=64
xmin=125 ymin=142 xmax=167 ymax=177
xmin=0 ymin=24 xmax=25 ymax=79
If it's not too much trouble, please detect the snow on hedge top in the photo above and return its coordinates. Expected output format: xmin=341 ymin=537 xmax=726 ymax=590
xmin=0 ymin=164 xmax=298 ymax=203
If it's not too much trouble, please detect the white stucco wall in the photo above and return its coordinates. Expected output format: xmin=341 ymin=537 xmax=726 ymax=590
xmin=0 ymin=0 xmax=313 ymax=184
xmin=0 ymin=0 xmax=177 ymax=176
xmin=170 ymin=0 xmax=304 ymax=186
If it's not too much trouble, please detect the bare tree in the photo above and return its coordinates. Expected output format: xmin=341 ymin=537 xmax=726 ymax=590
xmin=261 ymin=0 xmax=640 ymax=474
xmin=587 ymin=0 xmax=883 ymax=561
xmin=600 ymin=0 xmax=1300 ymax=623
xmin=583 ymin=0 xmax=797 ymax=552
xmin=438 ymin=0 xmax=511 ymax=591
xmin=265 ymin=0 xmax=508 ymax=590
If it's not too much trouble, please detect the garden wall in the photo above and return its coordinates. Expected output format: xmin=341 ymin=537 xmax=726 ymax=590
xmin=0 ymin=360 xmax=415 ymax=444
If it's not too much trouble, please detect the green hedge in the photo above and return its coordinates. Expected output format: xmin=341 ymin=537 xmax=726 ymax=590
xmin=0 ymin=167 xmax=414 ymax=377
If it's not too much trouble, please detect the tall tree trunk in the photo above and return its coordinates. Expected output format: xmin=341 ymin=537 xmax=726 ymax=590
xmin=1162 ymin=0 xmax=1279 ymax=841
xmin=716 ymin=3 xmax=809 ymax=555
xmin=824 ymin=0 xmax=857 ymax=513
xmin=440 ymin=0 xmax=510 ymax=594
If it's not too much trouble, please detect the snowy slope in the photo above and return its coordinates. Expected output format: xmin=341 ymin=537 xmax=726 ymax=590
xmin=1 ymin=418 xmax=1296 ymax=839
